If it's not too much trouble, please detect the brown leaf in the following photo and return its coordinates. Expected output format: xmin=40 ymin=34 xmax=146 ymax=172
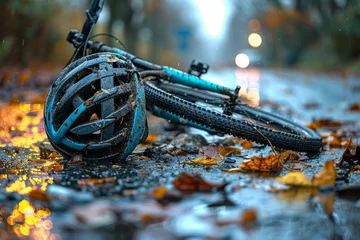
xmin=338 ymin=146 xmax=360 ymax=167
xmin=348 ymin=102 xmax=360 ymax=112
xmin=173 ymin=172 xmax=226 ymax=193
xmin=311 ymin=160 xmax=336 ymax=187
xmin=240 ymin=208 xmax=258 ymax=226
xmin=28 ymin=188 xmax=49 ymax=202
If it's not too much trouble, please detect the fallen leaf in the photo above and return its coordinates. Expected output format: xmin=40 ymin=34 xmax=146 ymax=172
xmin=144 ymin=135 xmax=158 ymax=143
xmin=238 ymin=153 xmax=283 ymax=171
xmin=240 ymin=208 xmax=258 ymax=229
xmin=276 ymin=172 xmax=313 ymax=187
xmin=150 ymin=186 xmax=183 ymax=202
xmin=152 ymin=186 xmax=167 ymax=200
xmin=78 ymin=177 xmax=117 ymax=187
xmin=276 ymin=160 xmax=336 ymax=187
xmin=223 ymin=151 xmax=302 ymax=172
xmin=348 ymin=102 xmax=360 ymax=112
xmin=306 ymin=119 xmax=342 ymax=131
xmin=37 ymin=161 xmax=63 ymax=172
xmin=311 ymin=160 xmax=336 ymax=187
xmin=28 ymin=188 xmax=49 ymax=201
xmin=173 ymin=172 xmax=226 ymax=192
xmin=242 ymin=140 xmax=253 ymax=149
xmin=201 ymin=144 xmax=241 ymax=161
xmin=183 ymin=156 xmax=219 ymax=165
xmin=90 ymin=113 xmax=99 ymax=121
xmin=338 ymin=146 xmax=360 ymax=167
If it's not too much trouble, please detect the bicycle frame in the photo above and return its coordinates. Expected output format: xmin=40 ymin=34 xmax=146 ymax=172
xmin=66 ymin=0 xmax=239 ymax=135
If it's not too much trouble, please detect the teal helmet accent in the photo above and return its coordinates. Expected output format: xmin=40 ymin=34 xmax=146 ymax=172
xmin=44 ymin=53 xmax=147 ymax=161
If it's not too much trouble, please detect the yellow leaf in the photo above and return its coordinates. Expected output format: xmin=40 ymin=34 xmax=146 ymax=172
xmin=276 ymin=172 xmax=313 ymax=187
xmin=311 ymin=160 xmax=336 ymax=187
xmin=183 ymin=156 xmax=219 ymax=166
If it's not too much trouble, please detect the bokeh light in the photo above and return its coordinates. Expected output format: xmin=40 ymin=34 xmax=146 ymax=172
xmin=248 ymin=33 xmax=262 ymax=48
xmin=235 ymin=53 xmax=250 ymax=68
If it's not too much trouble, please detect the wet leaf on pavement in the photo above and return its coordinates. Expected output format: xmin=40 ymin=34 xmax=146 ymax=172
xmin=183 ymin=156 xmax=219 ymax=166
xmin=276 ymin=172 xmax=313 ymax=187
xmin=184 ymin=145 xmax=242 ymax=165
xmin=222 ymin=150 xmax=301 ymax=172
xmin=348 ymin=102 xmax=360 ymax=112
xmin=276 ymin=160 xmax=336 ymax=187
xmin=311 ymin=160 xmax=336 ymax=187
xmin=173 ymin=172 xmax=226 ymax=192
xmin=78 ymin=177 xmax=117 ymax=187
xmin=338 ymin=145 xmax=360 ymax=167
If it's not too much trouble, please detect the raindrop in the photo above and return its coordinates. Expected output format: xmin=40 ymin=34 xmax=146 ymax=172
xmin=184 ymin=93 xmax=187 ymax=96
xmin=22 ymin=39 xmax=25 ymax=46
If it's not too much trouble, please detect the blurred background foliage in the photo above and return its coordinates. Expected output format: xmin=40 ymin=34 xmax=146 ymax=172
xmin=0 ymin=0 xmax=359 ymax=72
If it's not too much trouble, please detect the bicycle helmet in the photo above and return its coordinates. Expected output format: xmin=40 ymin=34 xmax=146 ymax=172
xmin=44 ymin=53 xmax=147 ymax=161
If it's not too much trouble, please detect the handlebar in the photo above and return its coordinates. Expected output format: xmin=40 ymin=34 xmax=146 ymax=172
xmin=81 ymin=0 xmax=105 ymax=37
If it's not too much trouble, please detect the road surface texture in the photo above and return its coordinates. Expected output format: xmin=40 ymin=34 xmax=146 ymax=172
xmin=0 ymin=68 xmax=360 ymax=240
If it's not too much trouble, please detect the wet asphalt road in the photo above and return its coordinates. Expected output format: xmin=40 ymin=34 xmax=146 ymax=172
xmin=0 ymin=68 xmax=360 ymax=240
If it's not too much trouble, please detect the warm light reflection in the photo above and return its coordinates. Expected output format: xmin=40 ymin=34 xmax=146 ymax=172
xmin=235 ymin=68 xmax=261 ymax=107
xmin=0 ymin=103 xmax=46 ymax=148
xmin=235 ymin=53 xmax=250 ymax=68
xmin=6 ymin=199 xmax=58 ymax=239
xmin=248 ymin=33 xmax=262 ymax=48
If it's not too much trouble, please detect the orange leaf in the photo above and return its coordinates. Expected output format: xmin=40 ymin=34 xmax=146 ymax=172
xmin=238 ymin=153 xmax=283 ymax=172
xmin=242 ymin=140 xmax=252 ymax=149
xmin=152 ymin=186 xmax=167 ymax=200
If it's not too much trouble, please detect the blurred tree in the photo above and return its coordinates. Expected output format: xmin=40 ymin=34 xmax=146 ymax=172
xmin=0 ymin=0 xmax=62 ymax=66
xmin=106 ymin=0 xmax=143 ymax=54
xmin=263 ymin=0 xmax=360 ymax=68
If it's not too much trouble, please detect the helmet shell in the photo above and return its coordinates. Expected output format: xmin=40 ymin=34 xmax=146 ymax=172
xmin=44 ymin=53 xmax=146 ymax=161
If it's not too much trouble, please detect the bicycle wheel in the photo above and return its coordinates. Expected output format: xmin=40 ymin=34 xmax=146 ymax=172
xmin=145 ymin=81 xmax=322 ymax=152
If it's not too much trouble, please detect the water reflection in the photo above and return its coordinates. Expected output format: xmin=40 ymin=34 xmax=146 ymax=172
xmin=4 ymin=199 xmax=59 ymax=239
xmin=0 ymin=103 xmax=46 ymax=148
xmin=235 ymin=68 xmax=261 ymax=107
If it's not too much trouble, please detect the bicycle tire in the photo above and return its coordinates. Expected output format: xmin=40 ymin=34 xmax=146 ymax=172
xmin=144 ymin=81 xmax=322 ymax=152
